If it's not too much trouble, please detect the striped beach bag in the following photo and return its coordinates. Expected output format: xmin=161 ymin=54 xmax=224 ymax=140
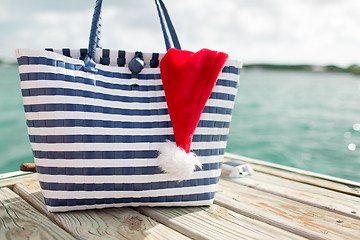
xmin=16 ymin=0 xmax=241 ymax=212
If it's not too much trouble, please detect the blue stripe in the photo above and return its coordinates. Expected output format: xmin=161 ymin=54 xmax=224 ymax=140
xmin=43 ymin=192 xmax=216 ymax=207
xmin=17 ymin=56 xmax=240 ymax=75
xmin=17 ymin=56 xmax=161 ymax=79
xmin=39 ymin=177 xmax=219 ymax=191
xmin=26 ymin=119 xmax=230 ymax=128
xmin=222 ymin=66 xmax=241 ymax=75
xmin=36 ymin=162 xmax=221 ymax=175
xmin=22 ymin=88 xmax=166 ymax=103
xmin=20 ymin=73 xmax=164 ymax=91
xmin=21 ymin=87 xmax=235 ymax=102
xmin=24 ymin=104 xmax=233 ymax=115
xmin=33 ymin=148 xmax=225 ymax=159
xmin=211 ymin=92 xmax=235 ymax=101
xmin=217 ymin=79 xmax=239 ymax=88
xmin=24 ymin=104 xmax=169 ymax=115
xmin=29 ymin=134 xmax=228 ymax=143
xmin=20 ymin=72 xmax=238 ymax=93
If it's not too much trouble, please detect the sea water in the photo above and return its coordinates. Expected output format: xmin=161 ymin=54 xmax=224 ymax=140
xmin=0 ymin=66 xmax=359 ymax=182
xmin=228 ymin=68 xmax=360 ymax=182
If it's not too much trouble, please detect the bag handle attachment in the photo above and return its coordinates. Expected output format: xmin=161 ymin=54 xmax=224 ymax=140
xmin=83 ymin=0 xmax=181 ymax=74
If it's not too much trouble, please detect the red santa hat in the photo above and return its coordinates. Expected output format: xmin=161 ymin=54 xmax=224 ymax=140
xmin=157 ymin=48 xmax=229 ymax=180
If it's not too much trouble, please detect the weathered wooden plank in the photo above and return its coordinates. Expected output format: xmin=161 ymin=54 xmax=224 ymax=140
xmin=215 ymin=179 xmax=360 ymax=240
xmin=0 ymin=171 xmax=30 ymax=180
xmin=0 ymin=171 xmax=37 ymax=188
xmin=224 ymin=153 xmax=360 ymax=187
xmin=251 ymin=164 xmax=360 ymax=197
xmin=234 ymin=171 xmax=360 ymax=220
xmin=252 ymin=171 xmax=360 ymax=204
xmin=13 ymin=180 xmax=189 ymax=240
xmin=224 ymin=153 xmax=360 ymax=197
xmin=225 ymin=153 xmax=360 ymax=186
xmin=0 ymin=187 xmax=75 ymax=239
xmin=137 ymin=204 xmax=307 ymax=240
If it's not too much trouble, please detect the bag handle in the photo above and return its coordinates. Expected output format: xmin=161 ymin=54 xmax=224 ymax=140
xmin=84 ymin=0 xmax=181 ymax=73
xmin=155 ymin=0 xmax=181 ymax=51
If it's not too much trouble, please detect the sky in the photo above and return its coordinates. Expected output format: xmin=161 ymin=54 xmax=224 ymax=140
xmin=0 ymin=0 xmax=359 ymax=66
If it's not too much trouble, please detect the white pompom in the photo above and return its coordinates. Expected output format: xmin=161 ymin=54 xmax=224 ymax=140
xmin=157 ymin=140 xmax=202 ymax=180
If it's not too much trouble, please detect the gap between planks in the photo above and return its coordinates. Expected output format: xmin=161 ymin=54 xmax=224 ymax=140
xmin=13 ymin=180 xmax=189 ymax=240
xmin=14 ymin=179 xmax=306 ymax=240
xmin=0 ymin=171 xmax=37 ymax=188
xmin=0 ymin=187 xmax=75 ymax=239
xmin=224 ymin=153 xmax=360 ymax=197
xmin=231 ymin=170 xmax=360 ymax=220
xmin=137 ymin=204 xmax=307 ymax=240
xmin=215 ymin=178 xmax=360 ymax=240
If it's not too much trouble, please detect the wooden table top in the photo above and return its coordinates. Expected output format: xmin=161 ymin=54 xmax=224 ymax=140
xmin=1 ymin=153 xmax=359 ymax=239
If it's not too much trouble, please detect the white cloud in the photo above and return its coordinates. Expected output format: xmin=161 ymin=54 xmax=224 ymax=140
xmin=0 ymin=0 xmax=360 ymax=66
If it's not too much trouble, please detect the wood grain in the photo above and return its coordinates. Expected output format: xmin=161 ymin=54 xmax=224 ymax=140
xmin=13 ymin=180 xmax=189 ymax=240
xmin=235 ymin=171 xmax=360 ymax=220
xmin=3 ymin=152 xmax=360 ymax=240
xmin=216 ymin=179 xmax=360 ymax=240
xmin=137 ymin=204 xmax=306 ymax=240
xmin=224 ymin=153 xmax=360 ymax=197
xmin=0 ymin=171 xmax=37 ymax=188
xmin=0 ymin=187 xmax=75 ymax=239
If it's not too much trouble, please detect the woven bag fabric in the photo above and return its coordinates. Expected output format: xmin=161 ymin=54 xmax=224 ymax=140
xmin=15 ymin=0 xmax=241 ymax=212
xmin=16 ymin=48 xmax=241 ymax=212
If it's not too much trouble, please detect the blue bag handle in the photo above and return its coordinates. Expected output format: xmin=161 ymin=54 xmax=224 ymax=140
xmin=84 ymin=0 xmax=181 ymax=73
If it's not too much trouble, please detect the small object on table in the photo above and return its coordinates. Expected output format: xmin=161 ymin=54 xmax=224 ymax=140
xmin=20 ymin=163 xmax=37 ymax=172
xmin=221 ymin=161 xmax=254 ymax=178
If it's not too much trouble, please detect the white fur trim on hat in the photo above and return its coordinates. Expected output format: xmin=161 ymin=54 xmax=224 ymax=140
xmin=157 ymin=140 xmax=202 ymax=180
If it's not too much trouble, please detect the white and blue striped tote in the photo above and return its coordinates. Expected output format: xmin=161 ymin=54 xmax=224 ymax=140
xmin=16 ymin=0 xmax=241 ymax=212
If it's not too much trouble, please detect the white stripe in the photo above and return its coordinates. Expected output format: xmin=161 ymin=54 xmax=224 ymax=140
xmin=24 ymin=111 xmax=232 ymax=122
xmin=34 ymin=156 xmax=223 ymax=168
xmin=41 ymin=184 xmax=218 ymax=199
xmin=20 ymin=80 xmax=238 ymax=98
xmin=20 ymin=80 xmax=166 ymax=97
xmin=38 ymin=168 xmax=221 ymax=183
xmin=109 ymin=49 xmax=118 ymax=66
xmin=125 ymin=52 xmax=136 ymax=65
xmin=142 ymin=52 xmax=152 ymax=64
xmin=28 ymin=126 xmax=174 ymax=135
xmin=18 ymin=65 xmax=164 ymax=86
xmin=30 ymin=141 xmax=227 ymax=152
xmin=206 ymin=99 xmax=235 ymax=108
xmin=198 ymin=112 xmax=232 ymax=123
xmin=218 ymin=72 xmax=240 ymax=81
xmin=52 ymin=49 xmax=64 ymax=56
xmin=69 ymin=49 xmax=79 ymax=59
xmin=214 ymin=85 xmax=239 ymax=95
xmin=225 ymin=59 xmax=242 ymax=68
xmin=23 ymin=96 xmax=168 ymax=110
xmin=19 ymin=64 xmax=240 ymax=87
xmin=18 ymin=62 xmax=240 ymax=78
xmin=22 ymin=95 xmax=235 ymax=109
xmin=46 ymin=199 xmax=214 ymax=212
xmin=94 ymin=49 xmax=101 ymax=64
xmin=27 ymin=126 xmax=230 ymax=136
xmin=17 ymin=49 xmax=79 ymax=65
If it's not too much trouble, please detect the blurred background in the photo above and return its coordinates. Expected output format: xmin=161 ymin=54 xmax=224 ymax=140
xmin=0 ymin=0 xmax=359 ymax=181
